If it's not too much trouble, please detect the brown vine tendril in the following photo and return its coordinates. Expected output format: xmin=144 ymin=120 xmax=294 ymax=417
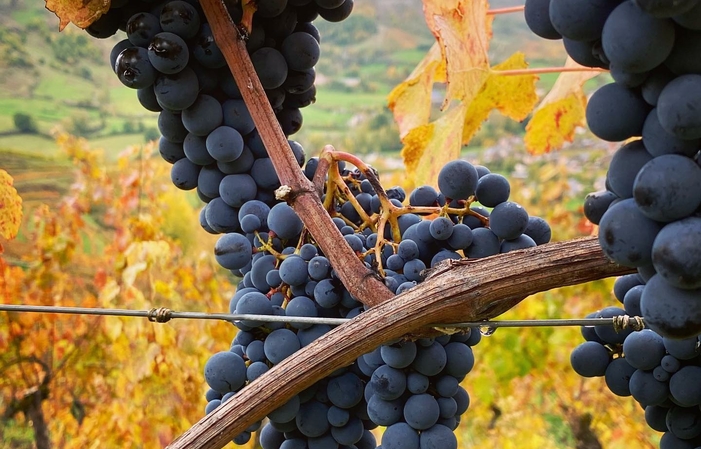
xmin=253 ymin=231 xmax=286 ymax=259
xmin=328 ymin=169 xmax=376 ymax=231
xmin=311 ymin=147 xmax=496 ymax=276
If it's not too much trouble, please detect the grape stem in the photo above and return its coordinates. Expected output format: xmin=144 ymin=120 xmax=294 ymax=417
xmin=494 ymin=67 xmax=608 ymax=76
xmin=486 ymin=6 xmax=525 ymax=15
xmin=311 ymin=145 xmax=334 ymax=197
xmin=199 ymin=0 xmax=394 ymax=308
xmin=239 ymin=0 xmax=257 ymax=35
xmin=325 ymin=162 xmax=376 ymax=230
xmin=315 ymin=147 xmax=491 ymax=275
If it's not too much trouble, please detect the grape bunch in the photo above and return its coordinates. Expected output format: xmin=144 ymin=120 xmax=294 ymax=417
xmin=571 ymin=273 xmax=701 ymax=449
xmin=85 ymin=0 xmax=352 ymax=210
xmin=202 ymin=156 xmax=551 ymax=448
xmin=360 ymin=332 xmax=479 ymax=449
xmin=526 ymin=0 xmax=701 ymax=339
xmin=525 ymin=1 xmax=701 ymax=447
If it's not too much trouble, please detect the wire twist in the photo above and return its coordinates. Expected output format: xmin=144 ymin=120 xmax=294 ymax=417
xmin=148 ymin=307 xmax=173 ymax=323
xmin=612 ymin=314 xmax=645 ymax=332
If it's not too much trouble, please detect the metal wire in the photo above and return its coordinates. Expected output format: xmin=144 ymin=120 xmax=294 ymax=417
xmin=0 ymin=304 xmax=646 ymax=330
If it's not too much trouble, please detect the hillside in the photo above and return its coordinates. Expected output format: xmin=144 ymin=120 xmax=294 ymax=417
xmin=0 ymin=0 xmax=569 ymax=156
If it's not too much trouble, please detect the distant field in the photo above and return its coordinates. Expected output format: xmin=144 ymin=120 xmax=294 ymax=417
xmin=0 ymin=0 xmax=577 ymax=175
xmin=33 ymin=72 xmax=97 ymax=103
xmin=0 ymin=132 xmax=151 ymax=159
xmin=0 ymin=97 xmax=77 ymax=128
xmin=0 ymin=149 xmax=73 ymax=207
xmin=315 ymin=88 xmax=389 ymax=109
xmin=0 ymin=134 xmax=58 ymax=156
xmin=90 ymin=133 xmax=151 ymax=157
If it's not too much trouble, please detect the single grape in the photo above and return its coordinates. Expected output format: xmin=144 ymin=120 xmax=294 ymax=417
xmin=601 ymin=1 xmax=675 ymax=73
xmin=268 ymin=203 xmax=304 ymax=240
xmin=264 ymin=328 xmax=301 ymax=364
xmin=633 ymin=155 xmax=701 ymax=222
xmin=154 ymin=67 xmax=199 ymax=110
xmin=182 ymin=95 xmax=223 ymax=137
xmin=214 ymin=233 xmax=252 ymax=270
xmin=204 ymin=351 xmax=246 ymax=393
xmin=657 ymin=74 xmax=701 ymax=139
xmin=489 ymin=201 xmax=529 ymax=240
xmin=437 ymin=160 xmax=478 ymax=200
xmin=159 ymin=0 xmax=201 ymax=40
xmin=585 ymin=83 xmax=650 ymax=141
xmin=148 ymin=32 xmax=189 ymax=74
xmin=524 ymin=0 xmax=561 ymax=39
xmin=115 ymin=47 xmax=157 ymax=89
xmin=598 ymin=198 xmax=661 ymax=267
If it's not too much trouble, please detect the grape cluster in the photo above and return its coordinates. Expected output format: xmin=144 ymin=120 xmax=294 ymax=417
xmin=202 ymin=156 xmax=551 ymax=448
xmin=86 ymin=0 xmax=352 ymax=210
xmin=571 ymin=273 xmax=701 ymax=449
xmin=525 ymin=1 xmax=701 ymax=447
xmin=526 ymin=0 xmax=701 ymax=338
xmin=361 ymin=333 xmax=478 ymax=449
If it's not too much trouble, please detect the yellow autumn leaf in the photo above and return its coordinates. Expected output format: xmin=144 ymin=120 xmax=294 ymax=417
xmin=394 ymin=0 xmax=539 ymax=179
xmin=104 ymin=316 xmax=123 ymax=341
xmin=122 ymin=261 xmax=147 ymax=287
xmin=388 ymin=43 xmax=445 ymax=139
xmin=44 ymin=0 xmax=111 ymax=31
xmin=423 ymin=0 xmax=493 ymax=109
xmin=0 ymin=169 xmax=22 ymax=242
xmin=524 ymin=57 xmax=603 ymax=154
xmin=462 ymin=52 xmax=539 ymax=144
xmin=98 ymin=279 xmax=121 ymax=305
xmin=401 ymin=106 xmax=467 ymax=188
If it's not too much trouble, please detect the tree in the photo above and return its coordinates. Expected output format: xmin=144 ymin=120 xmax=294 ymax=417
xmin=0 ymin=136 xmax=245 ymax=449
xmin=13 ymin=113 xmax=39 ymax=134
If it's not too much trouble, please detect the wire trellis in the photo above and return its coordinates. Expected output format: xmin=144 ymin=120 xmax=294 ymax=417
xmin=0 ymin=304 xmax=646 ymax=332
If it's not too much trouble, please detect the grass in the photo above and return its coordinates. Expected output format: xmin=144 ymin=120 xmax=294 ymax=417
xmin=0 ymin=132 xmax=149 ymax=159
xmin=358 ymin=63 xmax=388 ymax=78
xmin=9 ymin=3 xmax=45 ymax=25
xmin=298 ymin=107 xmax=353 ymax=131
xmin=89 ymin=133 xmax=150 ymax=156
xmin=389 ymin=48 xmax=428 ymax=65
xmin=0 ymin=114 xmax=15 ymax=130
xmin=0 ymin=148 xmax=73 ymax=211
xmin=33 ymin=72 xmax=97 ymax=102
xmin=0 ymin=97 xmax=74 ymax=124
xmin=0 ymin=134 xmax=58 ymax=155
xmin=315 ymin=88 xmax=389 ymax=109
xmin=107 ymin=83 xmax=154 ymax=117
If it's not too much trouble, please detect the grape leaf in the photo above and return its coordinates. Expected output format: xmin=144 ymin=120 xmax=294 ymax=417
xmin=44 ymin=0 xmax=111 ymax=31
xmin=0 ymin=169 xmax=22 ymax=243
xmin=388 ymin=43 xmax=445 ymax=139
xmin=524 ymin=58 xmax=602 ymax=155
xmin=392 ymin=0 xmax=539 ymax=179
xmin=462 ymin=52 xmax=539 ymax=144
xmin=401 ymin=105 xmax=466 ymax=188
xmin=423 ymin=0 xmax=493 ymax=109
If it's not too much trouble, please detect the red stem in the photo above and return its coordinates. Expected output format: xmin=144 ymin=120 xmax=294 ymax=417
xmin=494 ymin=66 xmax=608 ymax=76
xmin=487 ymin=6 xmax=525 ymax=15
